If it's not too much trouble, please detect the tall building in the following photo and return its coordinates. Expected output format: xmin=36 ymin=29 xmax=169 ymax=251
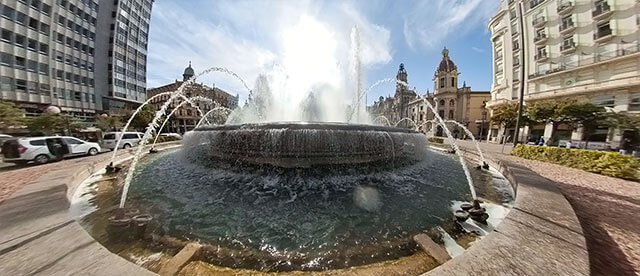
xmin=407 ymin=48 xmax=490 ymax=137
xmin=488 ymin=0 xmax=640 ymax=147
xmin=146 ymin=63 xmax=239 ymax=133
xmin=0 ymin=0 xmax=100 ymax=123
xmin=94 ymin=0 xmax=153 ymax=116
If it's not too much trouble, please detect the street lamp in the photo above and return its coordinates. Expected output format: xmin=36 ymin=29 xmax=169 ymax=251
xmin=513 ymin=1 xmax=527 ymax=146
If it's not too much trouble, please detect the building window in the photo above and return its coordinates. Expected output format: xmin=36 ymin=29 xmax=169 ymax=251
xmin=16 ymin=79 xmax=26 ymax=93
xmin=451 ymin=77 xmax=455 ymax=87
xmin=0 ymin=76 xmax=13 ymax=90
xmin=448 ymin=110 xmax=454 ymax=119
xmin=0 ymin=52 xmax=11 ymax=66
xmin=440 ymin=77 xmax=445 ymax=88
xmin=536 ymin=46 xmax=547 ymax=59
xmin=27 ymin=81 xmax=38 ymax=94
xmin=591 ymin=95 xmax=615 ymax=108
xmin=595 ymin=21 xmax=612 ymax=39
xmin=1 ymin=28 xmax=11 ymax=42
xmin=561 ymin=15 xmax=574 ymax=30
xmin=439 ymin=100 xmax=445 ymax=106
xmin=629 ymin=93 xmax=640 ymax=111
xmin=561 ymin=36 xmax=575 ymax=51
xmin=449 ymin=100 xmax=455 ymax=107
xmin=27 ymin=60 xmax=38 ymax=72
xmin=15 ymin=56 xmax=25 ymax=69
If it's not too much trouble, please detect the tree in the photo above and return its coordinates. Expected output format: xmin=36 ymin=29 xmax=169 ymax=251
xmin=527 ymin=99 xmax=612 ymax=146
xmin=26 ymin=113 xmax=83 ymax=136
xmin=527 ymin=99 xmax=578 ymax=145
xmin=129 ymin=104 xmax=157 ymax=131
xmin=96 ymin=115 xmax=123 ymax=132
xmin=563 ymin=102 xmax=609 ymax=144
xmin=0 ymin=100 xmax=25 ymax=130
xmin=490 ymin=102 xmax=527 ymax=143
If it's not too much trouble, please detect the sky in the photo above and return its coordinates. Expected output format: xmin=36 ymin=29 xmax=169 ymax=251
xmin=146 ymin=0 xmax=500 ymax=105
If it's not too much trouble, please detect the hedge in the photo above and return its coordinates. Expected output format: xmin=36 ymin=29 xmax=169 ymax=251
xmin=511 ymin=144 xmax=640 ymax=180
xmin=146 ymin=135 xmax=181 ymax=144
xmin=428 ymin=137 xmax=444 ymax=144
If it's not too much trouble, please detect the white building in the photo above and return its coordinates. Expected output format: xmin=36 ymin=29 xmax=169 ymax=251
xmin=488 ymin=0 xmax=640 ymax=147
xmin=1 ymin=0 xmax=99 ymax=123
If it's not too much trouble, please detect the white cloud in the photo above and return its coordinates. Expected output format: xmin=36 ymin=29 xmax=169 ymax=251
xmin=146 ymin=1 xmax=393 ymax=103
xmin=402 ymin=0 xmax=499 ymax=50
xmin=471 ymin=46 xmax=485 ymax=53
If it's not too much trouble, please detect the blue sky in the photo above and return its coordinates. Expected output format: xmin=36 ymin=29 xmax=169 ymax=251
xmin=146 ymin=0 xmax=499 ymax=105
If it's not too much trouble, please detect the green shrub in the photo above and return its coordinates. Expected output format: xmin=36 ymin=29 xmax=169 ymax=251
xmin=428 ymin=137 xmax=444 ymax=144
xmin=147 ymin=135 xmax=181 ymax=144
xmin=511 ymin=144 xmax=639 ymax=180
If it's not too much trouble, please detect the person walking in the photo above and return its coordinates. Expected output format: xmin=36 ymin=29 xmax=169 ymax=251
xmin=538 ymin=137 xmax=545 ymax=146
xmin=566 ymin=140 xmax=572 ymax=149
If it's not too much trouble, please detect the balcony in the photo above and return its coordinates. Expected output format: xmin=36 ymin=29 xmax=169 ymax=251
xmin=559 ymin=21 xmax=576 ymax=34
xmin=593 ymin=28 xmax=614 ymax=43
xmin=561 ymin=41 xmax=576 ymax=54
xmin=592 ymin=2 xmax=612 ymax=21
xmin=535 ymin=52 xmax=549 ymax=61
xmin=557 ymin=1 xmax=574 ymax=15
xmin=533 ymin=16 xmax=546 ymax=28
xmin=534 ymin=33 xmax=548 ymax=44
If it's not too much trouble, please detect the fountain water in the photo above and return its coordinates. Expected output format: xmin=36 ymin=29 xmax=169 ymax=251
xmin=395 ymin=117 xmax=419 ymax=129
xmin=373 ymin=115 xmax=391 ymax=126
xmin=348 ymin=78 xmax=396 ymax=122
xmin=421 ymin=119 xmax=487 ymax=168
xmin=150 ymin=96 xmax=222 ymax=149
xmin=119 ymin=67 xmax=249 ymax=208
xmin=195 ymin=106 xmax=233 ymax=128
xmin=109 ymin=93 xmax=208 ymax=166
xmin=443 ymin=120 xmax=487 ymax=167
xmin=421 ymin=99 xmax=477 ymax=200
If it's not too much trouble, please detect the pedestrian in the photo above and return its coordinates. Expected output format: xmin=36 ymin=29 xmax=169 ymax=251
xmin=566 ymin=140 xmax=571 ymax=149
xmin=538 ymin=137 xmax=545 ymax=146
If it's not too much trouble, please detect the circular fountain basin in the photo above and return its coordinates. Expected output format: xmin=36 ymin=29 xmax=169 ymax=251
xmin=188 ymin=122 xmax=428 ymax=168
xmin=74 ymin=122 xmax=514 ymax=273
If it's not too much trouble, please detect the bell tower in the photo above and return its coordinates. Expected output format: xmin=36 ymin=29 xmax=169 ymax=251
xmin=433 ymin=47 xmax=459 ymax=95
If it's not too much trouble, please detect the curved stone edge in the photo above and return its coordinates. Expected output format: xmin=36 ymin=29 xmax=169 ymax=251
xmin=0 ymin=142 xmax=180 ymax=276
xmin=423 ymin=149 xmax=590 ymax=275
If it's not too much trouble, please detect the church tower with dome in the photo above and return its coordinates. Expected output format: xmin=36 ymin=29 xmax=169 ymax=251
xmin=406 ymin=48 xmax=491 ymax=138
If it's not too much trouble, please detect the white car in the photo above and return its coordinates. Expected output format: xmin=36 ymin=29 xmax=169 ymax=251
xmin=103 ymin=132 xmax=144 ymax=150
xmin=1 ymin=136 xmax=101 ymax=165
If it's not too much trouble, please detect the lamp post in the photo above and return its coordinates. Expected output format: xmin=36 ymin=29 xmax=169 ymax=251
xmin=513 ymin=1 xmax=527 ymax=146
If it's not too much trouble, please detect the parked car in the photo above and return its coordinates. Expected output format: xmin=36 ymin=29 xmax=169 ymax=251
xmin=103 ymin=132 xmax=144 ymax=150
xmin=1 ymin=136 xmax=101 ymax=165
xmin=0 ymin=134 xmax=12 ymax=154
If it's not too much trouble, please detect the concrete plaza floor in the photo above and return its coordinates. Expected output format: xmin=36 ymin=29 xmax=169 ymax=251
xmin=447 ymin=139 xmax=640 ymax=276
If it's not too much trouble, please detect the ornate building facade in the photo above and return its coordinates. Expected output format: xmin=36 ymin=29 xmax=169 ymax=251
xmin=487 ymin=0 xmax=640 ymax=147
xmin=369 ymin=64 xmax=417 ymax=126
xmin=408 ymin=48 xmax=491 ymax=138
xmin=146 ymin=63 xmax=238 ymax=133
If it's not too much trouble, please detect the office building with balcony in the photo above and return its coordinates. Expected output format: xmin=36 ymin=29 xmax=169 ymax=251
xmin=1 ymin=0 xmax=99 ymax=123
xmin=488 ymin=0 xmax=640 ymax=147
xmin=94 ymin=0 xmax=153 ymax=116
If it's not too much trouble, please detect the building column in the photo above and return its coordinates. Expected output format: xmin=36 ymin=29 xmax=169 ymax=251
xmin=543 ymin=122 xmax=554 ymax=144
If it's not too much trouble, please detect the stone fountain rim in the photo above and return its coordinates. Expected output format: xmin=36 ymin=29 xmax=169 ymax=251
xmin=193 ymin=121 xmax=421 ymax=134
xmin=0 ymin=141 xmax=587 ymax=275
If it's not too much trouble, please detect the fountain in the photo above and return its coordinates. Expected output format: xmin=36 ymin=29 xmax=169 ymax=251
xmin=73 ymin=25 xmax=514 ymax=275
